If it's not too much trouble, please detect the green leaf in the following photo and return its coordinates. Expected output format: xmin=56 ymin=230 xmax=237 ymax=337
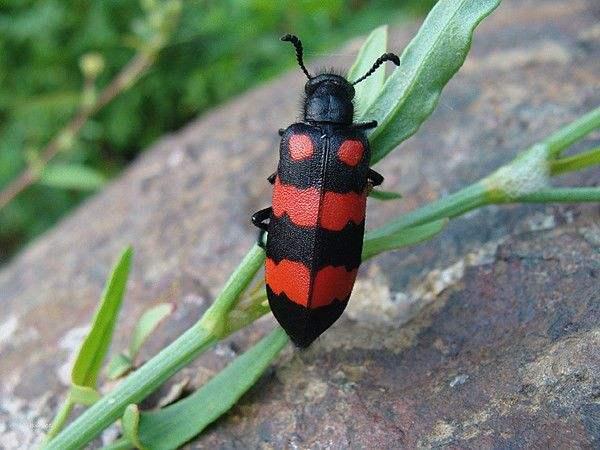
xmin=106 ymin=353 xmax=134 ymax=380
xmin=550 ymin=146 xmax=600 ymax=176
xmin=369 ymin=188 xmax=402 ymax=201
xmin=39 ymin=163 xmax=106 ymax=191
xmin=70 ymin=385 xmax=101 ymax=406
xmin=132 ymin=328 xmax=288 ymax=450
xmin=71 ymin=246 xmax=133 ymax=388
xmin=347 ymin=25 xmax=388 ymax=117
xmin=107 ymin=303 xmax=174 ymax=380
xmin=122 ymin=405 xmax=146 ymax=450
xmin=362 ymin=0 xmax=501 ymax=164
xmin=129 ymin=303 xmax=174 ymax=358
xmin=363 ymin=218 xmax=448 ymax=260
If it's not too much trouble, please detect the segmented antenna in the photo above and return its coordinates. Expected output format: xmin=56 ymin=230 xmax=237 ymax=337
xmin=352 ymin=53 xmax=400 ymax=85
xmin=281 ymin=34 xmax=312 ymax=80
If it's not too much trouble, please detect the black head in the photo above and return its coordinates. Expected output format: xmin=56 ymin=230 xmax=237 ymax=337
xmin=281 ymin=34 xmax=400 ymax=125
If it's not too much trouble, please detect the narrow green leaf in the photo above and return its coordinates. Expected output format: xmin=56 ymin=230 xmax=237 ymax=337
xmin=106 ymin=353 xmax=134 ymax=380
xmin=129 ymin=303 xmax=174 ymax=358
xmin=369 ymin=188 xmax=402 ymax=201
xmin=70 ymin=385 xmax=101 ymax=406
xmin=122 ymin=405 xmax=146 ymax=450
xmin=347 ymin=25 xmax=388 ymax=116
xmin=362 ymin=0 xmax=501 ymax=163
xmin=39 ymin=163 xmax=106 ymax=191
xmin=133 ymin=328 xmax=289 ymax=450
xmin=550 ymin=146 xmax=600 ymax=176
xmin=106 ymin=303 xmax=174 ymax=380
xmin=71 ymin=246 xmax=133 ymax=388
xmin=363 ymin=218 xmax=448 ymax=260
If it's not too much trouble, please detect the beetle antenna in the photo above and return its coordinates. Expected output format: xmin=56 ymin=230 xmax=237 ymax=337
xmin=352 ymin=53 xmax=400 ymax=85
xmin=281 ymin=34 xmax=312 ymax=80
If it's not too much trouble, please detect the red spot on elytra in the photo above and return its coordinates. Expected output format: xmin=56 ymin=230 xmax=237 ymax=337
xmin=338 ymin=140 xmax=364 ymax=166
xmin=289 ymin=134 xmax=314 ymax=161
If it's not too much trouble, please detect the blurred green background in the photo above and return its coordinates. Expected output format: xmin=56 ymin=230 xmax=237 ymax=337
xmin=0 ymin=0 xmax=434 ymax=264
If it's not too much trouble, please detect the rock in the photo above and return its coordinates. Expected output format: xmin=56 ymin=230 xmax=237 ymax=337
xmin=0 ymin=0 xmax=599 ymax=448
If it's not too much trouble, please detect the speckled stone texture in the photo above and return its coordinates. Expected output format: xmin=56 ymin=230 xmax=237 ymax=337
xmin=1 ymin=0 xmax=599 ymax=448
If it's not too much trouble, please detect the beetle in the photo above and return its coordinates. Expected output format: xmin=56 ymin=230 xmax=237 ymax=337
xmin=252 ymin=34 xmax=400 ymax=348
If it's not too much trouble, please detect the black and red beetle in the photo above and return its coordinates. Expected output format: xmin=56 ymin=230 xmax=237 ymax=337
xmin=253 ymin=34 xmax=400 ymax=347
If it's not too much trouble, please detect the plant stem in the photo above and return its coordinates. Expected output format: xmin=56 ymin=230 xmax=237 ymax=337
xmin=543 ymin=106 xmax=600 ymax=157
xmin=45 ymin=244 xmax=264 ymax=449
xmin=199 ymin=245 xmax=265 ymax=336
xmin=45 ymin=325 xmax=216 ymax=450
xmin=515 ymin=187 xmax=600 ymax=203
xmin=366 ymin=182 xmax=489 ymax=240
xmin=0 ymin=50 xmax=156 ymax=211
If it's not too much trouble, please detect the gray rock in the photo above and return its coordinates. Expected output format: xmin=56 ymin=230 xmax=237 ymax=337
xmin=0 ymin=0 xmax=598 ymax=448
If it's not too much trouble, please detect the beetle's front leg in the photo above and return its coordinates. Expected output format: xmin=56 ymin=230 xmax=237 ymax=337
xmin=252 ymin=207 xmax=272 ymax=231
xmin=367 ymin=168 xmax=384 ymax=187
xmin=267 ymin=172 xmax=276 ymax=184
xmin=252 ymin=207 xmax=272 ymax=249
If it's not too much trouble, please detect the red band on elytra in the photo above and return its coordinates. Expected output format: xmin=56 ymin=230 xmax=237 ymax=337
xmin=272 ymin=177 xmax=320 ymax=227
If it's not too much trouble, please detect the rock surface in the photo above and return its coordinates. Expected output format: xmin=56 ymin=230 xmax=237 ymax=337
xmin=1 ymin=0 xmax=599 ymax=448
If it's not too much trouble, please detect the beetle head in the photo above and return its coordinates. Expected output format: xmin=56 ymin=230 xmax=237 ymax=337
xmin=281 ymin=34 xmax=400 ymax=125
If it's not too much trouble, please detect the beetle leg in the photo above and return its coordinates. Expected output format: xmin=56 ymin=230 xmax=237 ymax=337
xmin=257 ymin=229 xmax=268 ymax=249
xmin=278 ymin=128 xmax=285 ymax=136
xmin=353 ymin=120 xmax=378 ymax=130
xmin=252 ymin=207 xmax=272 ymax=249
xmin=367 ymin=168 xmax=384 ymax=187
xmin=267 ymin=172 xmax=277 ymax=184
xmin=252 ymin=207 xmax=272 ymax=232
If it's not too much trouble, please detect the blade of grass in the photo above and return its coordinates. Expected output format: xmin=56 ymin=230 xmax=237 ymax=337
xmin=363 ymin=0 xmax=501 ymax=163
xmin=363 ymin=218 xmax=448 ymax=260
xmin=128 ymin=328 xmax=289 ymax=450
xmin=129 ymin=303 xmax=174 ymax=359
xmin=44 ymin=247 xmax=133 ymax=442
xmin=71 ymin=246 xmax=133 ymax=388
xmin=550 ymin=146 xmax=600 ymax=176
xmin=122 ymin=405 xmax=146 ymax=450
xmin=369 ymin=188 xmax=402 ymax=200
xmin=347 ymin=25 xmax=389 ymax=116
xmin=107 ymin=303 xmax=175 ymax=380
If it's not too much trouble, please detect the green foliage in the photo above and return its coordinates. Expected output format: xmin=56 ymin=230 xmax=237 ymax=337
xmin=362 ymin=0 xmax=501 ymax=163
xmin=43 ymin=4 xmax=600 ymax=449
xmin=363 ymin=218 xmax=448 ymax=260
xmin=39 ymin=163 xmax=106 ymax=191
xmin=129 ymin=328 xmax=288 ymax=450
xmin=72 ymin=246 xmax=132 ymax=388
xmin=44 ymin=246 xmax=132 ymax=441
xmin=368 ymin=188 xmax=402 ymax=200
xmin=0 ymin=0 xmax=435 ymax=263
xmin=121 ymin=405 xmax=145 ymax=450
xmin=107 ymin=302 xmax=174 ymax=379
xmin=346 ymin=25 xmax=388 ymax=117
